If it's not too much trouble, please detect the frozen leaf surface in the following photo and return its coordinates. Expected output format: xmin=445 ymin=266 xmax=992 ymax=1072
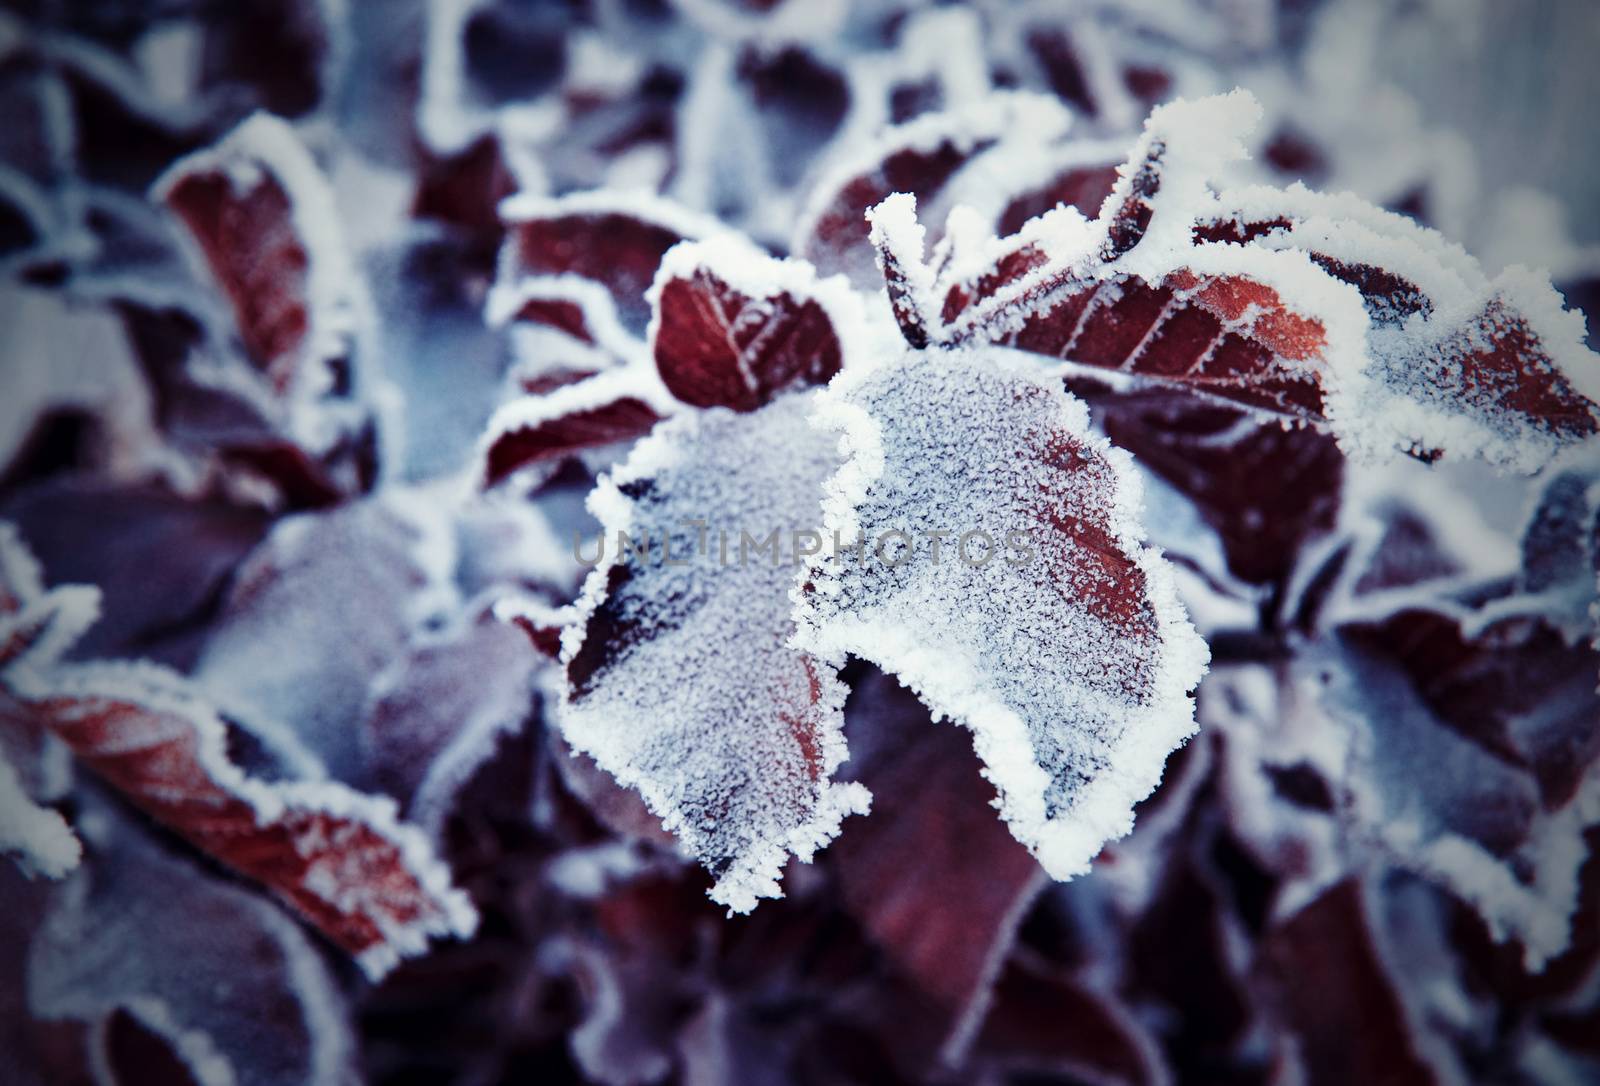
xmin=154 ymin=113 xmax=380 ymax=455
xmin=795 ymin=346 xmax=1209 ymax=881
xmin=558 ymin=392 xmax=870 ymax=911
xmin=1308 ymin=606 xmax=1600 ymax=967
xmin=194 ymin=495 xmax=453 ymax=779
xmin=479 ymin=367 xmax=674 ymax=488
xmin=796 ymin=92 xmax=1072 ymax=287
xmin=3 ymin=659 xmax=477 ymax=977
xmin=877 ymin=91 xmax=1600 ymax=472
xmin=29 ymin=809 xmax=359 ymax=1086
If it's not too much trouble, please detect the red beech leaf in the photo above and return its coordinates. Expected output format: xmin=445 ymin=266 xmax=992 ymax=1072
xmin=648 ymin=237 xmax=861 ymax=411
xmin=1310 ymin=595 xmax=1599 ymax=968
xmin=5 ymin=659 xmax=477 ymax=978
xmin=154 ymin=112 xmax=362 ymax=398
xmin=830 ymin=669 xmax=1044 ymax=1062
xmin=876 ymin=91 xmax=1600 ymax=472
xmin=151 ymin=112 xmax=387 ymax=504
xmin=498 ymin=192 xmax=721 ymax=333
xmin=795 ymin=93 xmax=1071 ymax=286
xmin=1085 ymin=386 xmax=1345 ymax=586
xmin=479 ymin=374 xmax=670 ymax=488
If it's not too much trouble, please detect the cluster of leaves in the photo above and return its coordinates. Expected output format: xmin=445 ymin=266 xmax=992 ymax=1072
xmin=1 ymin=1 xmax=1599 ymax=1084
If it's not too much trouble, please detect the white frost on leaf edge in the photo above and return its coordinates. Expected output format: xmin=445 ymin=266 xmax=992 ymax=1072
xmin=0 ymin=751 xmax=81 ymax=879
xmin=4 ymin=659 xmax=479 ymax=980
xmin=926 ymin=89 xmax=1600 ymax=474
xmin=646 ymin=233 xmax=876 ymax=368
xmin=791 ymin=90 xmax=1074 ymax=263
xmin=555 ymin=396 xmax=871 ymax=913
xmin=149 ymin=110 xmax=392 ymax=465
xmin=793 ymin=346 xmax=1209 ymax=882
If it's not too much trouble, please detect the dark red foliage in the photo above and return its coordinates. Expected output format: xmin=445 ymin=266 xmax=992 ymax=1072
xmin=652 ymin=262 xmax=844 ymax=411
xmin=503 ymin=205 xmax=701 ymax=332
xmin=1260 ymin=881 xmax=1444 ymax=1086
xmin=482 ymin=394 xmax=665 ymax=487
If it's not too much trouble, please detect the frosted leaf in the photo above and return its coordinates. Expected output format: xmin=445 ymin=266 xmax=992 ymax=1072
xmin=193 ymin=495 xmax=454 ymax=778
xmin=794 ymin=346 xmax=1209 ymax=881
xmin=480 ymin=229 xmax=867 ymax=486
xmin=498 ymin=191 xmax=725 ymax=333
xmin=1306 ymin=606 xmax=1600 ymax=968
xmin=139 ymin=140 xmax=384 ymax=507
xmin=795 ymin=92 xmax=1072 ymax=287
xmin=153 ymin=111 xmax=387 ymax=495
xmin=3 ymin=659 xmax=478 ymax=978
xmin=992 ymin=146 xmax=1124 ymax=238
xmin=359 ymin=614 xmax=541 ymax=839
xmin=479 ymin=367 xmax=673 ymax=489
xmin=1200 ymin=192 xmax=1600 ymax=470
xmin=885 ymin=91 xmax=1600 ymax=472
xmin=0 ymin=752 xmax=79 ymax=880
xmin=557 ymin=392 xmax=869 ymax=912
xmin=1085 ymin=384 xmax=1345 ymax=586
xmin=900 ymin=96 xmax=1357 ymax=423
xmin=489 ymin=274 xmax=647 ymax=394
xmin=647 ymin=236 xmax=864 ymax=411
xmin=28 ymin=808 xmax=358 ymax=1086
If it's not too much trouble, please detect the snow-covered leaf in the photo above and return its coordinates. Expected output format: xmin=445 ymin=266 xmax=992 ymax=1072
xmin=1307 ymin=603 xmax=1600 ymax=968
xmin=1088 ymin=386 xmax=1345 ymax=586
xmin=152 ymin=111 xmax=388 ymax=503
xmin=795 ymin=92 xmax=1072 ymax=287
xmin=359 ymin=613 xmax=541 ymax=838
xmin=795 ymin=345 xmax=1208 ymax=881
xmin=880 ymin=91 xmax=1600 ymax=472
xmin=28 ymin=806 xmax=359 ymax=1086
xmin=557 ymin=392 xmax=869 ymax=911
xmin=648 ymin=236 xmax=862 ymax=411
xmin=193 ymin=495 xmax=454 ymax=778
xmin=479 ymin=368 xmax=673 ymax=489
xmin=3 ymin=659 xmax=477 ymax=978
